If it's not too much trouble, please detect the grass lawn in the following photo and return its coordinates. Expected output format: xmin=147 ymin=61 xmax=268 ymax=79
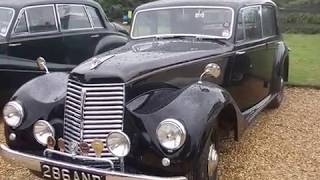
xmin=284 ymin=34 xmax=320 ymax=86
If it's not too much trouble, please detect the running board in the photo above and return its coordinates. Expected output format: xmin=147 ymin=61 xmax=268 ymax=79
xmin=242 ymin=94 xmax=276 ymax=123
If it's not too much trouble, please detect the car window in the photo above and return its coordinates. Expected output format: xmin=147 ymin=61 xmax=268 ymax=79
xmin=14 ymin=11 xmax=28 ymax=33
xmin=0 ymin=7 xmax=14 ymax=36
xmin=132 ymin=7 xmax=234 ymax=39
xmin=262 ymin=6 xmax=277 ymax=37
xmin=237 ymin=6 xmax=262 ymax=42
xmin=58 ymin=4 xmax=92 ymax=31
xmin=86 ymin=6 xmax=103 ymax=28
xmin=26 ymin=5 xmax=57 ymax=33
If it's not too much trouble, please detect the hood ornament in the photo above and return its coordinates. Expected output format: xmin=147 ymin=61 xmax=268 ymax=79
xmin=90 ymin=54 xmax=115 ymax=70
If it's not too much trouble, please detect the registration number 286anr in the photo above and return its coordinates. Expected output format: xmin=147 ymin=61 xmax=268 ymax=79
xmin=41 ymin=163 xmax=105 ymax=180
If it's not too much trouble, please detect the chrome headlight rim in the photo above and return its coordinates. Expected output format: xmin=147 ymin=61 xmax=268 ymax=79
xmin=156 ymin=118 xmax=187 ymax=151
xmin=3 ymin=101 xmax=24 ymax=128
xmin=33 ymin=120 xmax=55 ymax=146
xmin=106 ymin=131 xmax=131 ymax=157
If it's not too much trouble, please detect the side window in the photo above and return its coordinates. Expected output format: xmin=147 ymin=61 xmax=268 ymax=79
xmin=262 ymin=6 xmax=277 ymax=37
xmin=26 ymin=5 xmax=57 ymax=33
xmin=86 ymin=6 xmax=104 ymax=28
xmin=14 ymin=11 xmax=28 ymax=33
xmin=236 ymin=9 xmax=245 ymax=41
xmin=237 ymin=6 xmax=262 ymax=42
xmin=57 ymin=5 xmax=92 ymax=30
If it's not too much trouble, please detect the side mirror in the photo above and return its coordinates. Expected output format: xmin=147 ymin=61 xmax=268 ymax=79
xmin=198 ymin=63 xmax=221 ymax=84
xmin=36 ymin=57 xmax=49 ymax=74
xmin=111 ymin=22 xmax=129 ymax=36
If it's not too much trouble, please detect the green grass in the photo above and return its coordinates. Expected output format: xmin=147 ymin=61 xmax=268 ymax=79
xmin=284 ymin=34 xmax=320 ymax=86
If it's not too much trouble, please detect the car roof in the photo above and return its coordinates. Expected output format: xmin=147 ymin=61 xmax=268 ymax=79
xmin=0 ymin=0 xmax=100 ymax=10
xmin=136 ymin=0 xmax=277 ymax=12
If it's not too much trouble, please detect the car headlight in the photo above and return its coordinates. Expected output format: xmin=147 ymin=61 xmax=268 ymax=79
xmin=156 ymin=119 xmax=186 ymax=150
xmin=106 ymin=131 xmax=130 ymax=157
xmin=3 ymin=101 xmax=24 ymax=128
xmin=33 ymin=120 xmax=55 ymax=146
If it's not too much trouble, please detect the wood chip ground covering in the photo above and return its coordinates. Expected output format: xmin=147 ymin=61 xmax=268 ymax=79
xmin=0 ymin=87 xmax=319 ymax=180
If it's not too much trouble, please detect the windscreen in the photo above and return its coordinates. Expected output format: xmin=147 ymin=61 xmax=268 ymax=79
xmin=132 ymin=7 xmax=234 ymax=39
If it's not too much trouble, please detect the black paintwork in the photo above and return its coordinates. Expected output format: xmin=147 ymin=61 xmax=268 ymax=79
xmin=0 ymin=0 xmax=128 ymax=106
xmin=4 ymin=0 xmax=289 ymax=177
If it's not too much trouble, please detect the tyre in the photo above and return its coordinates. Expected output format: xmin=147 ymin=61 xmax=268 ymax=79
xmin=186 ymin=131 xmax=219 ymax=180
xmin=268 ymin=74 xmax=285 ymax=109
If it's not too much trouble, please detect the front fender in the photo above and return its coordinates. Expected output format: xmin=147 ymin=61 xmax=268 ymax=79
xmin=5 ymin=72 xmax=68 ymax=150
xmin=125 ymin=81 xmax=242 ymax=175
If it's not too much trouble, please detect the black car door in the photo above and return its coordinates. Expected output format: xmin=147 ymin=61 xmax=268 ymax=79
xmin=7 ymin=5 xmax=66 ymax=64
xmin=227 ymin=6 xmax=274 ymax=111
xmin=57 ymin=4 xmax=108 ymax=65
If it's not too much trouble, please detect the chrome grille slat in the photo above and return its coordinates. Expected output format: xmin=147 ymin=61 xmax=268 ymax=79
xmin=63 ymin=79 xmax=124 ymax=164
xmin=84 ymin=106 xmax=123 ymax=110
xmin=84 ymin=110 xmax=123 ymax=115
xmin=83 ymin=115 xmax=123 ymax=120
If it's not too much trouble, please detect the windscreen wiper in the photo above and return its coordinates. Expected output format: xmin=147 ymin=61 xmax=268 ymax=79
xmin=194 ymin=36 xmax=230 ymax=45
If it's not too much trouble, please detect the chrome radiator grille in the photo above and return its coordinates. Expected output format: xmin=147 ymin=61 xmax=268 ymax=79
xmin=63 ymin=79 xmax=124 ymax=161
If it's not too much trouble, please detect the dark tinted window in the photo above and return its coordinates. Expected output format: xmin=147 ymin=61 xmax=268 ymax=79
xmin=262 ymin=6 xmax=277 ymax=37
xmin=86 ymin=6 xmax=103 ymax=28
xmin=26 ymin=5 xmax=57 ymax=33
xmin=58 ymin=5 xmax=92 ymax=30
xmin=15 ymin=11 xmax=28 ymax=33
xmin=237 ymin=6 xmax=262 ymax=42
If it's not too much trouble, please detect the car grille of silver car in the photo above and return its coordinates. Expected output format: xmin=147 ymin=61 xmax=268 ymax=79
xmin=63 ymin=79 xmax=125 ymax=169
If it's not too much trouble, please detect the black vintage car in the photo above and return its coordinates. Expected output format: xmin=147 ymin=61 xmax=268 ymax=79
xmin=0 ymin=0 xmax=128 ymax=106
xmin=0 ymin=0 xmax=289 ymax=179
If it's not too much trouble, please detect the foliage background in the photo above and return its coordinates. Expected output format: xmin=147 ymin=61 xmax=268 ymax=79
xmin=96 ymin=0 xmax=320 ymax=34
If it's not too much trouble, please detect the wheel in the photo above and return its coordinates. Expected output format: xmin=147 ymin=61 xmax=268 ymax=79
xmin=268 ymin=75 xmax=284 ymax=109
xmin=186 ymin=131 xmax=219 ymax=180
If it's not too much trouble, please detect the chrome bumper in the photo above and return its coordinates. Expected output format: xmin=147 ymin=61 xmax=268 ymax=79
xmin=0 ymin=144 xmax=187 ymax=180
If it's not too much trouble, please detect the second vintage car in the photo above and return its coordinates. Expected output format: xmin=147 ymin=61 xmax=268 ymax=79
xmin=0 ymin=0 xmax=128 ymax=107
xmin=0 ymin=0 xmax=289 ymax=179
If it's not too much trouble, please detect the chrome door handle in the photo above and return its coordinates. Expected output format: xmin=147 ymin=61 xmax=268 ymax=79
xmin=236 ymin=51 xmax=246 ymax=55
xmin=9 ymin=43 xmax=22 ymax=47
xmin=90 ymin=34 xmax=100 ymax=38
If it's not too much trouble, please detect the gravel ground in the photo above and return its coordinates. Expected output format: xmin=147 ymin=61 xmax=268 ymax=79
xmin=0 ymin=87 xmax=319 ymax=180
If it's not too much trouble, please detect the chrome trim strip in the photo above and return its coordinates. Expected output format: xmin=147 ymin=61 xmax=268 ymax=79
xmin=43 ymin=149 xmax=114 ymax=169
xmin=131 ymin=6 xmax=235 ymax=40
xmin=0 ymin=7 xmax=15 ymax=37
xmin=0 ymin=144 xmax=186 ymax=180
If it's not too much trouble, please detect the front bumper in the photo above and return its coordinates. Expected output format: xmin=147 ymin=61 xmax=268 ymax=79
xmin=0 ymin=144 xmax=186 ymax=180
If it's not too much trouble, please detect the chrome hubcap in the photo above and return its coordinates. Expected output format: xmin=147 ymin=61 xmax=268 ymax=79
xmin=208 ymin=144 xmax=218 ymax=177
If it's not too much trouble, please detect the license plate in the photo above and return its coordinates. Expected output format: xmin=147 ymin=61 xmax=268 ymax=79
xmin=41 ymin=163 xmax=106 ymax=180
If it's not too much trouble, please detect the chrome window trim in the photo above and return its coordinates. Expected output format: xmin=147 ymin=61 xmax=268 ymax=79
xmin=85 ymin=5 xmax=105 ymax=29
xmin=130 ymin=6 xmax=235 ymax=40
xmin=12 ymin=4 xmax=59 ymax=36
xmin=0 ymin=7 xmax=15 ymax=37
xmin=56 ymin=4 xmax=94 ymax=32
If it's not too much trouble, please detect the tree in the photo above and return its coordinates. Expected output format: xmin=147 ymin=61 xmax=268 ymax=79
xmin=96 ymin=0 xmax=153 ymax=20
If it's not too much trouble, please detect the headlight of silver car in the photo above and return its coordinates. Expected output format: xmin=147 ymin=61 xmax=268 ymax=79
xmin=3 ymin=101 xmax=24 ymax=128
xmin=156 ymin=118 xmax=186 ymax=150
xmin=106 ymin=131 xmax=130 ymax=157
xmin=33 ymin=120 xmax=55 ymax=146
